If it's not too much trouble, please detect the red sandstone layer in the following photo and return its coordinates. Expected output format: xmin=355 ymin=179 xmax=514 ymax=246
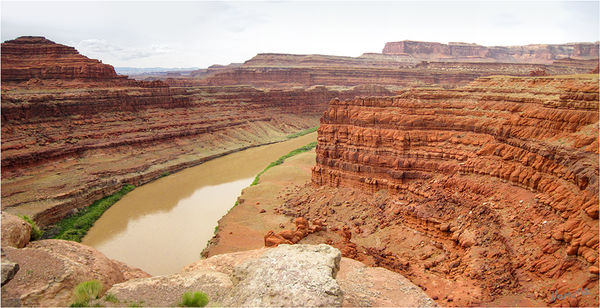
xmin=166 ymin=51 xmax=596 ymax=88
xmin=1 ymin=36 xmax=119 ymax=82
xmin=300 ymin=75 xmax=599 ymax=306
xmin=382 ymin=40 xmax=600 ymax=63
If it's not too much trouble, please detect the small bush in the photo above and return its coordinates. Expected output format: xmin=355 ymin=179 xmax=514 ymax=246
xmin=104 ymin=293 xmax=119 ymax=303
xmin=251 ymin=141 xmax=317 ymax=186
xmin=285 ymin=126 xmax=318 ymax=139
xmin=128 ymin=301 xmax=144 ymax=307
xmin=72 ymin=280 xmax=103 ymax=306
xmin=179 ymin=291 xmax=209 ymax=307
xmin=20 ymin=215 xmax=43 ymax=241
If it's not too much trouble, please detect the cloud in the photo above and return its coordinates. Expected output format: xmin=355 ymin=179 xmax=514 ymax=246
xmin=75 ymin=39 xmax=173 ymax=61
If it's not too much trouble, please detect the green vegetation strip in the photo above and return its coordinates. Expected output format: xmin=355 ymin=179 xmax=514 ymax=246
xmin=285 ymin=126 xmax=318 ymax=139
xmin=251 ymin=141 xmax=317 ymax=186
xmin=53 ymin=184 xmax=135 ymax=242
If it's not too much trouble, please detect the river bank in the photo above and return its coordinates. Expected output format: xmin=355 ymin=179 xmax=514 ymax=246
xmin=80 ymin=132 xmax=317 ymax=275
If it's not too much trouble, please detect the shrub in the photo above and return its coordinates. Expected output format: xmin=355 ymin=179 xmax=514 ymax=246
xmin=179 ymin=291 xmax=209 ymax=307
xmin=285 ymin=126 xmax=318 ymax=139
xmin=54 ymin=184 xmax=135 ymax=242
xmin=251 ymin=142 xmax=317 ymax=186
xmin=104 ymin=293 xmax=119 ymax=303
xmin=20 ymin=215 xmax=43 ymax=241
xmin=72 ymin=280 xmax=103 ymax=306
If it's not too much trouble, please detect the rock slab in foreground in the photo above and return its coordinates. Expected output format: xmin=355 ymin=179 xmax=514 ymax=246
xmin=1 ymin=239 xmax=150 ymax=307
xmin=107 ymin=244 xmax=435 ymax=307
xmin=223 ymin=244 xmax=342 ymax=307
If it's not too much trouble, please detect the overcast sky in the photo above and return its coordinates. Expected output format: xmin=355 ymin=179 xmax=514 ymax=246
xmin=2 ymin=1 xmax=598 ymax=68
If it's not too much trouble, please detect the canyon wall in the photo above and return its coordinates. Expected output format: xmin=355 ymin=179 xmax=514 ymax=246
xmin=1 ymin=37 xmax=390 ymax=226
xmin=382 ymin=40 xmax=600 ymax=63
xmin=172 ymin=48 xmax=597 ymax=88
xmin=310 ymin=75 xmax=599 ymax=306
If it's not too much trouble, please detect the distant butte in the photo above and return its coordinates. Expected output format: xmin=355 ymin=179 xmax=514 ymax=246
xmin=1 ymin=36 xmax=119 ymax=82
xmin=382 ymin=40 xmax=600 ymax=63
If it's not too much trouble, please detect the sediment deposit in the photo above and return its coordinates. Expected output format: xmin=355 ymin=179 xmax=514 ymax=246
xmin=301 ymin=74 xmax=599 ymax=306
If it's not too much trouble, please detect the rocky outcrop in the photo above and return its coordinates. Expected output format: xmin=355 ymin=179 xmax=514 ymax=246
xmin=338 ymin=258 xmax=436 ymax=307
xmin=1 ymin=36 xmax=118 ymax=82
xmin=1 ymin=212 xmax=31 ymax=248
xmin=305 ymin=75 xmax=599 ymax=306
xmin=222 ymin=244 xmax=342 ymax=307
xmin=106 ymin=244 xmax=434 ymax=307
xmin=382 ymin=40 xmax=600 ymax=63
xmin=1 ymin=259 xmax=19 ymax=287
xmin=1 ymin=239 xmax=149 ymax=307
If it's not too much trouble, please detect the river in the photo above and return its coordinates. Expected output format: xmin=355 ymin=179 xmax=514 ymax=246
xmin=81 ymin=132 xmax=316 ymax=275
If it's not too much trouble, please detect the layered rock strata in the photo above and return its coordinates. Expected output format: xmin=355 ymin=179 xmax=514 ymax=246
xmin=382 ymin=40 xmax=600 ymax=63
xmin=177 ymin=55 xmax=594 ymax=89
xmin=1 ymin=36 xmax=119 ymax=82
xmin=1 ymin=37 xmax=392 ymax=226
xmin=164 ymin=40 xmax=598 ymax=89
xmin=308 ymin=75 xmax=599 ymax=306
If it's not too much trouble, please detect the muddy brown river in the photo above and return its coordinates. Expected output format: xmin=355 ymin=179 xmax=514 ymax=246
xmin=82 ymin=132 xmax=316 ymax=275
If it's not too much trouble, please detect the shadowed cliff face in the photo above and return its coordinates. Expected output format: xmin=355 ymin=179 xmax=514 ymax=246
xmin=304 ymin=75 xmax=599 ymax=306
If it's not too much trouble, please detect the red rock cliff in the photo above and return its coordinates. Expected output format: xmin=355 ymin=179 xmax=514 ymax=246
xmin=1 ymin=36 xmax=119 ymax=82
xmin=312 ymin=75 xmax=599 ymax=306
xmin=382 ymin=40 xmax=600 ymax=63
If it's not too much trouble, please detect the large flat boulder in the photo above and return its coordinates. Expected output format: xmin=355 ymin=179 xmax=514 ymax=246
xmin=1 ymin=239 xmax=149 ymax=307
xmin=105 ymin=244 xmax=436 ymax=307
xmin=222 ymin=244 xmax=342 ymax=307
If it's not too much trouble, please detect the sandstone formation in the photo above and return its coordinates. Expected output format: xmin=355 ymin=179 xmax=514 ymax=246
xmin=180 ymin=54 xmax=593 ymax=88
xmin=1 ymin=36 xmax=118 ymax=82
xmin=297 ymin=74 xmax=599 ymax=306
xmin=105 ymin=244 xmax=434 ymax=307
xmin=1 ymin=37 xmax=390 ymax=226
xmin=382 ymin=40 xmax=600 ymax=63
xmin=163 ymin=41 xmax=598 ymax=89
xmin=1 ymin=212 xmax=31 ymax=248
xmin=1 ymin=239 xmax=150 ymax=307
xmin=222 ymin=244 xmax=342 ymax=307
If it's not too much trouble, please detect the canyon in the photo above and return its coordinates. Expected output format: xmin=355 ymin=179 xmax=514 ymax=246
xmin=0 ymin=37 xmax=387 ymax=226
xmin=1 ymin=35 xmax=599 ymax=307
